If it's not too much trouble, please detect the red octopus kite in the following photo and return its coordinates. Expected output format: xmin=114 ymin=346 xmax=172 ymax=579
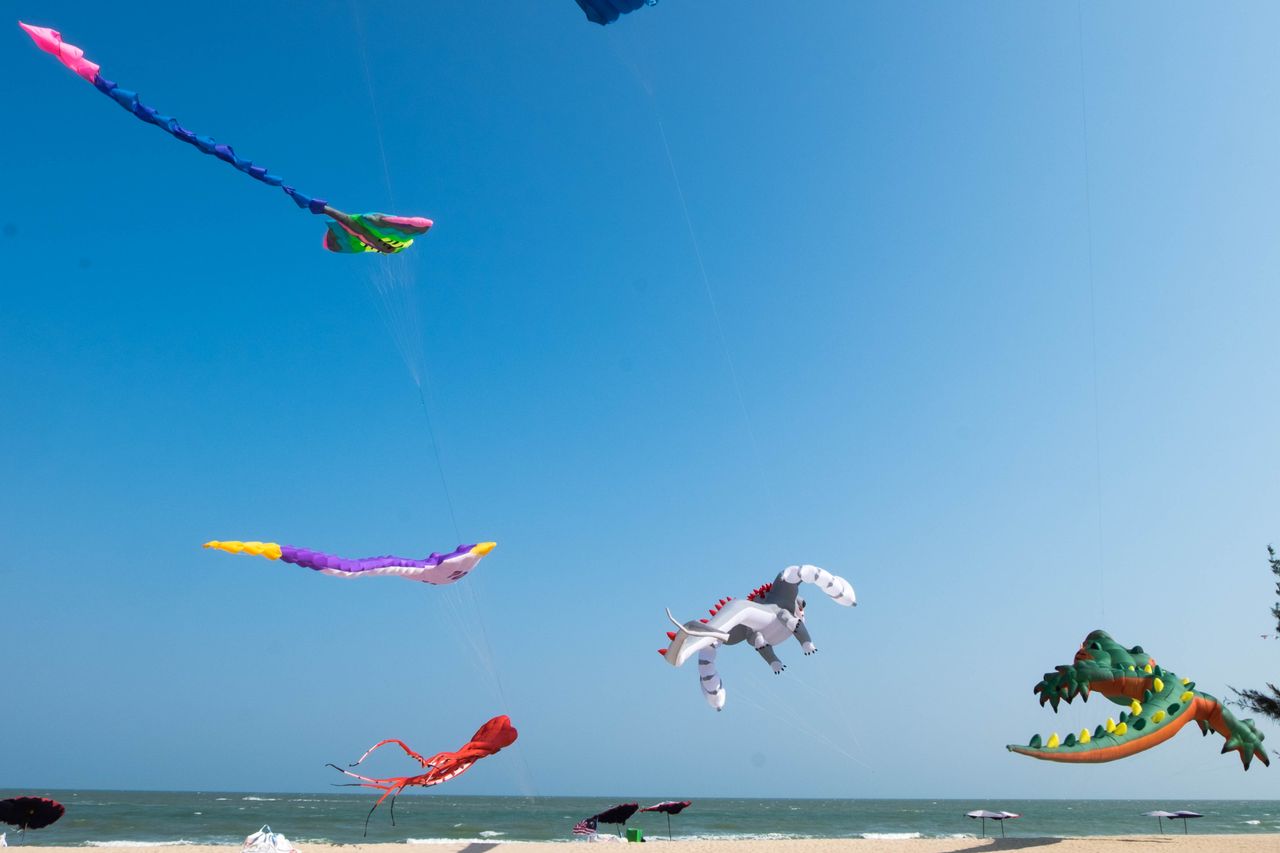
xmin=329 ymin=715 xmax=517 ymax=833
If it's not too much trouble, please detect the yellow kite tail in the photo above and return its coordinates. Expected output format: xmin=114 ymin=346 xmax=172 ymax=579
xmin=203 ymin=540 xmax=282 ymax=560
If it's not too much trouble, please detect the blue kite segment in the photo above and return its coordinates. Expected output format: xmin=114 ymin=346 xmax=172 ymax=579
xmin=575 ymin=0 xmax=655 ymax=26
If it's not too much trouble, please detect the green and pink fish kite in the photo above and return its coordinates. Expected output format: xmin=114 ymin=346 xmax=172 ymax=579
xmin=19 ymin=21 xmax=431 ymax=254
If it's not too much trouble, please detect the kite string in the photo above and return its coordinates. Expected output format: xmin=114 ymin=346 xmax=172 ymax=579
xmin=1075 ymin=0 xmax=1106 ymax=620
xmin=350 ymin=0 xmax=397 ymax=209
xmin=415 ymin=380 xmax=462 ymax=539
xmin=613 ymin=32 xmax=869 ymax=767
xmin=411 ymin=357 xmax=525 ymax=769
xmin=737 ymin=671 xmax=873 ymax=771
xmin=613 ymin=29 xmax=784 ymax=539
xmin=786 ymin=668 xmax=868 ymax=757
xmin=345 ymin=0 xmax=459 ymax=552
xmin=346 ymin=4 xmax=535 ymax=797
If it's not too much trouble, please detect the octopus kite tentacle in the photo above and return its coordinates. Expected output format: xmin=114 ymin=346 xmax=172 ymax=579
xmin=327 ymin=716 xmax=518 ymax=835
xmin=347 ymin=739 xmax=433 ymax=769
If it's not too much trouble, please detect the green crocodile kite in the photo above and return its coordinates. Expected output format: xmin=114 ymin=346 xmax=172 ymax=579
xmin=1007 ymin=630 xmax=1269 ymax=770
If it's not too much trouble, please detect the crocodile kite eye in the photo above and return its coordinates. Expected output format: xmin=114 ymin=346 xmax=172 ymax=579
xmin=1089 ymin=642 xmax=1101 ymax=650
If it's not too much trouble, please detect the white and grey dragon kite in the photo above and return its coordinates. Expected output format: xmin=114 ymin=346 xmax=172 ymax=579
xmin=659 ymin=565 xmax=856 ymax=711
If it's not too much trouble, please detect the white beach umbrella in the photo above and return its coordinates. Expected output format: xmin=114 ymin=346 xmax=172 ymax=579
xmin=965 ymin=810 xmax=1020 ymax=837
xmin=1143 ymin=810 xmax=1179 ymax=834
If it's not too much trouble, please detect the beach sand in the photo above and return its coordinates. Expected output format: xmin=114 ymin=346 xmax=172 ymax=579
xmin=30 ymin=838 xmax=1280 ymax=853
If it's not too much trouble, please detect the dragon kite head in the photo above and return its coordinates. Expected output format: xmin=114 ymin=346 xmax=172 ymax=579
xmin=1007 ymin=630 xmax=1269 ymax=769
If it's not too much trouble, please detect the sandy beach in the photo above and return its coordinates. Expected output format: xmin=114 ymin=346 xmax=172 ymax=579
xmin=27 ymin=839 xmax=1280 ymax=853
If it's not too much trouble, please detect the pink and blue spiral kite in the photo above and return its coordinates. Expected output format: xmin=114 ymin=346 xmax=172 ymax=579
xmin=19 ymin=22 xmax=431 ymax=254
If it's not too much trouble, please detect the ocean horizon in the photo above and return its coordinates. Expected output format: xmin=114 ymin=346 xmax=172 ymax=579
xmin=2 ymin=791 xmax=1277 ymax=845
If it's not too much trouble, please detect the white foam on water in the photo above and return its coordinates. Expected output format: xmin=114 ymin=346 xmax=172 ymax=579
xmin=861 ymin=832 xmax=924 ymax=840
xmin=478 ymin=831 xmax=505 ymax=837
xmin=85 ymin=840 xmax=199 ymax=847
xmin=241 ymin=797 xmax=278 ymax=802
xmin=1245 ymin=820 xmax=1261 ymax=825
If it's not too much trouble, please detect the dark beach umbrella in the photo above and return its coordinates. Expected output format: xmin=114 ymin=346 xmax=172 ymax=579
xmin=0 ymin=798 xmax=65 ymax=833
xmin=593 ymin=803 xmax=640 ymax=836
xmin=1144 ymin=810 xmax=1202 ymax=835
xmin=965 ymin=809 xmax=1020 ymax=838
xmin=641 ymin=801 xmax=691 ymax=839
xmin=1172 ymin=811 xmax=1203 ymax=834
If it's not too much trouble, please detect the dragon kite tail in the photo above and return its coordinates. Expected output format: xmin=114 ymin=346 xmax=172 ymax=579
xmin=19 ymin=22 xmax=431 ymax=254
xmin=697 ymin=643 xmax=727 ymax=711
xmin=658 ymin=608 xmax=728 ymax=710
xmin=778 ymin=564 xmax=858 ymax=606
xmin=203 ymin=540 xmax=282 ymax=560
xmin=1008 ymin=630 xmax=1270 ymax=770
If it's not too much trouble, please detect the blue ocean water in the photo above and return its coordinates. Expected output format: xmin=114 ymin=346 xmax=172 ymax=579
xmin=1 ymin=792 xmax=1277 ymax=845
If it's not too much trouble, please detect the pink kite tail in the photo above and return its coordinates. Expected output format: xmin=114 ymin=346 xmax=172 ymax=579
xmin=18 ymin=22 xmax=99 ymax=83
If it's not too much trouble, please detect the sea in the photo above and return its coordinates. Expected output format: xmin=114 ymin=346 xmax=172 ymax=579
xmin=1 ymin=792 xmax=1277 ymax=845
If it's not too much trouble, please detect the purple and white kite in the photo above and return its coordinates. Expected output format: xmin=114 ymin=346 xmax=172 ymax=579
xmin=203 ymin=540 xmax=495 ymax=585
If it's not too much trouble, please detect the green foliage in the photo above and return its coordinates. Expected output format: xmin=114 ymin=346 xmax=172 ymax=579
xmin=1230 ymin=546 xmax=1280 ymax=726
xmin=1270 ymin=546 xmax=1280 ymax=633
xmin=1233 ymin=684 xmax=1280 ymax=723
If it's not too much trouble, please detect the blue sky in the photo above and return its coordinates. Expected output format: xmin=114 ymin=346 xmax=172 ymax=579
xmin=2 ymin=0 xmax=1279 ymax=800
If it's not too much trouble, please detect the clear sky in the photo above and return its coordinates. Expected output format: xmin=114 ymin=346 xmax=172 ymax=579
xmin=2 ymin=0 xmax=1279 ymax=800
